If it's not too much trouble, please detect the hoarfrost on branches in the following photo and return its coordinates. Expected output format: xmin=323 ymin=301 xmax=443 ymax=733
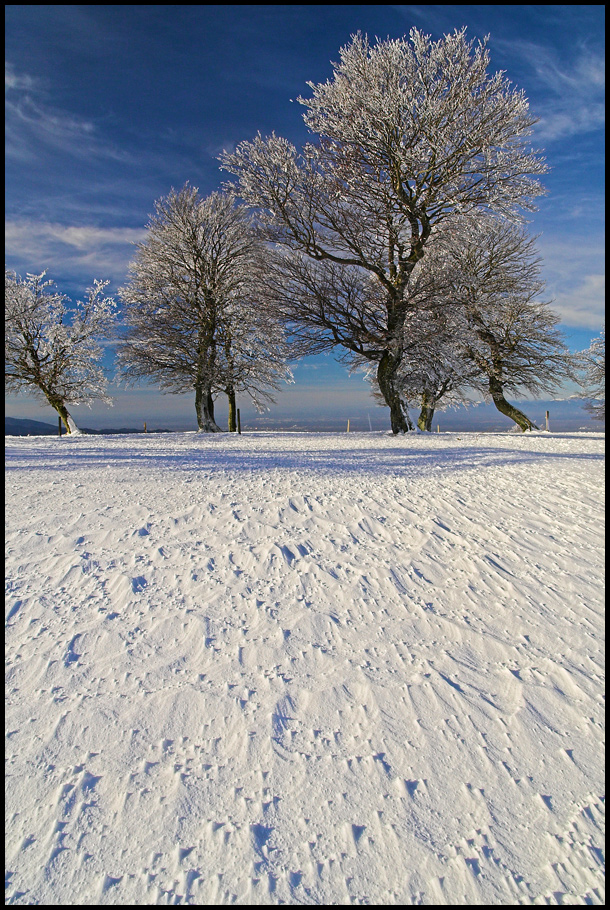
xmin=388 ymin=304 xmax=480 ymax=432
xmin=577 ymin=328 xmax=605 ymax=421
xmin=348 ymin=249 xmax=480 ymax=431
xmin=5 ymin=270 xmax=116 ymax=434
xmin=117 ymin=185 xmax=292 ymax=432
xmin=221 ymin=27 xmax=547 ymax=433
xmin=439 ymin=215 xmax=575 ymax=431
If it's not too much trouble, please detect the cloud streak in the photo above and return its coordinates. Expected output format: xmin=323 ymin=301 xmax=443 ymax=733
xmin=537 ymin=235 xmax=605 ymax=330
xmin=5 ymin=61 xmax=132 ymax=165
xmin=5 ymin=220 xmax=146 ymax=285
xmin=550 ymin=273 xmax=605 ymax=331
xmin=493 ymin=39 xmax=605 ymax=142
xmin=5 ymin=61 xmax=37 ymax=92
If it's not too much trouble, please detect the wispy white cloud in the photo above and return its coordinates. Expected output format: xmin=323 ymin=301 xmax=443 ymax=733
xmin=537 ymin=235 xmax=605 ymax=329
xmin=5 ymin=220 xmax=147 ymax=284
xmin=7 ymin=93 xmax=95 ymax=139
xmin=205 ymin=138 xmax=237 ymax=159
xmin=550 ymin=273 xmax=605 ymax=331
xmin=5 ymin=61 xmax=131 ymax=164
xmin=390 ymin=5 xmax=448 ymax=31
xmin=535 ymin=106 xmax=605 ymax=143
xmin=493 ymin=39 xmax=605 ymax=142
xmin=5 ymin=221 xmax=146 ymax=252
xmin=5 ymin=61 xmax=37 ymax=92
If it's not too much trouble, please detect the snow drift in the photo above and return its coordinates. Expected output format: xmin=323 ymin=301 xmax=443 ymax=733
xmin=5 ymin=430 xmax=605 ymax=905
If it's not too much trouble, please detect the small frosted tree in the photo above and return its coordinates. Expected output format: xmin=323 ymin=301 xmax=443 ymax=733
xmin=221 ymin=27 xmax=547 ymax=433
xmin=5 ymin=270 xmax=116 ymax=434
xmin=440 ymin=216 xmax=575 ymax=431
xmin=219 ymin=301 xmax=293 ymax=431
xmin=577 ymin=328 xmax=605 ymax=420
xmin=118 ymin=185 xmax=291 ymax=432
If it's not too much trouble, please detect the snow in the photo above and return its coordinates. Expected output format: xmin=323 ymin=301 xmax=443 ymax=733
xmin=5 ymin=430 xmax=605 ymax=906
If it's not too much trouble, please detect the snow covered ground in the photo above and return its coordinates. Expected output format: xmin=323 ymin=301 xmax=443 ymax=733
xmin=5 ymin=430 xmax=605 ymax=906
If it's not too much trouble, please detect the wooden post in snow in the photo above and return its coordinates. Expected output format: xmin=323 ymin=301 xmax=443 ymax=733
xmin=437 ymin=424 xmax=440 ymax=433
xmin=545 ymin=410 xmax=550 ymax=431
xmin=346 ymin=419 xmax=350 ymax=433
xmin=237 ymin=409 xmax=241 ymax=434
xmin=144 ymin=422 xmax=147 ymax=433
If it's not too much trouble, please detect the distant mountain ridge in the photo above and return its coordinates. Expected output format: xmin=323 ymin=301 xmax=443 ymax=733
xmin=5 ymin=417 xmax=147 ymax=436
xmin=6 ymin=416 xmax=74 ymax=436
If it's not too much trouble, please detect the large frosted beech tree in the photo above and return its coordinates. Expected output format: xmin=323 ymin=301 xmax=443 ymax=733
xmin=221 ymin=27 xmax=547 ymax=433
xmin=118 ymin=185 xmax=291 ymax=432
xmin=5 ymin=270 xmax=116 ymax=434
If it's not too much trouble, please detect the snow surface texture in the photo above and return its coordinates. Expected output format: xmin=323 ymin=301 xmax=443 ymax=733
xmin=5 ymin=431 xmax=605 ymax=906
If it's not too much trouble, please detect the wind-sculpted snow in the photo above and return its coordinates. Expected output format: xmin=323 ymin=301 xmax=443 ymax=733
xmin=5 ymin=431 xmax=605 ymax=905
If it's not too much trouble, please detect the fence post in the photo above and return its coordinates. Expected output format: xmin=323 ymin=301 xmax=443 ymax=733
xmin=144 ymin=422 xmax=147 ymax=433
xmin=237 ymin=409 xmax=241 ymax=435
xmin=347 ymin=419 xmax=350 ymax=433
xmin=545 ymin=410 xmax=550 ymax=431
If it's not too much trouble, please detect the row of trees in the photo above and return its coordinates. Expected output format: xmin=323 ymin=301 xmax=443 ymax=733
xmin=5 ymin=204 xmax=604 ymax=436
xmin=5 ymin=28 xmax=605 ymax=434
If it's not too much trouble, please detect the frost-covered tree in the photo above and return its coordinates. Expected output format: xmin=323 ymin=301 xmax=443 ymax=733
xmin=5 ymin=269 xmax=116 ymax=434
xmin=441 ymin=216 xmax=574 ymax=431
xmin=221 ymin=27 xmax=547 ymax=433
xmin=577 ymin=328 xmax=605 ymax=420
xmin=118 ymin=185 xmax=291 ymax=432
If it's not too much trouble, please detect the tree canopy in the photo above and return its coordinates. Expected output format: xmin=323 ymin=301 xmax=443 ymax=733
xmin=221 ymin=27 xmax=548 ymax=432
xmin=118 ymin=185 xmax=292 ymax=432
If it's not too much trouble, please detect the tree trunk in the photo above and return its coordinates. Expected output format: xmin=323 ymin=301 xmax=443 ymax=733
xmin=194 ymin=329 xmax=222 ymax=432
xmin=47 ymin=394 xmax=76 ymax=435
xmin=195 ymin=382 xmax=222 ymax=432
xmin=489 ymin=377 xmax=537 ymax=431
xmin=377 ymin=351 xmax=410 ymax=434
xmin=205 ymin=388 xmax=220 ymax=430
xmin=417 ymin=390 xmax=435 ymax=432
xmin=226 ymin=385 xmax=237 ymax=432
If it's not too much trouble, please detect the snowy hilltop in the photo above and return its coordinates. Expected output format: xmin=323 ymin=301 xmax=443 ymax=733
xmin=5 ymin=430 xmax=605 ymax=905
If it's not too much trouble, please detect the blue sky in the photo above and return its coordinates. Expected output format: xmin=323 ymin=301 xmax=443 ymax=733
xmin=5 ymin=5 xmax=605 ymax=431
